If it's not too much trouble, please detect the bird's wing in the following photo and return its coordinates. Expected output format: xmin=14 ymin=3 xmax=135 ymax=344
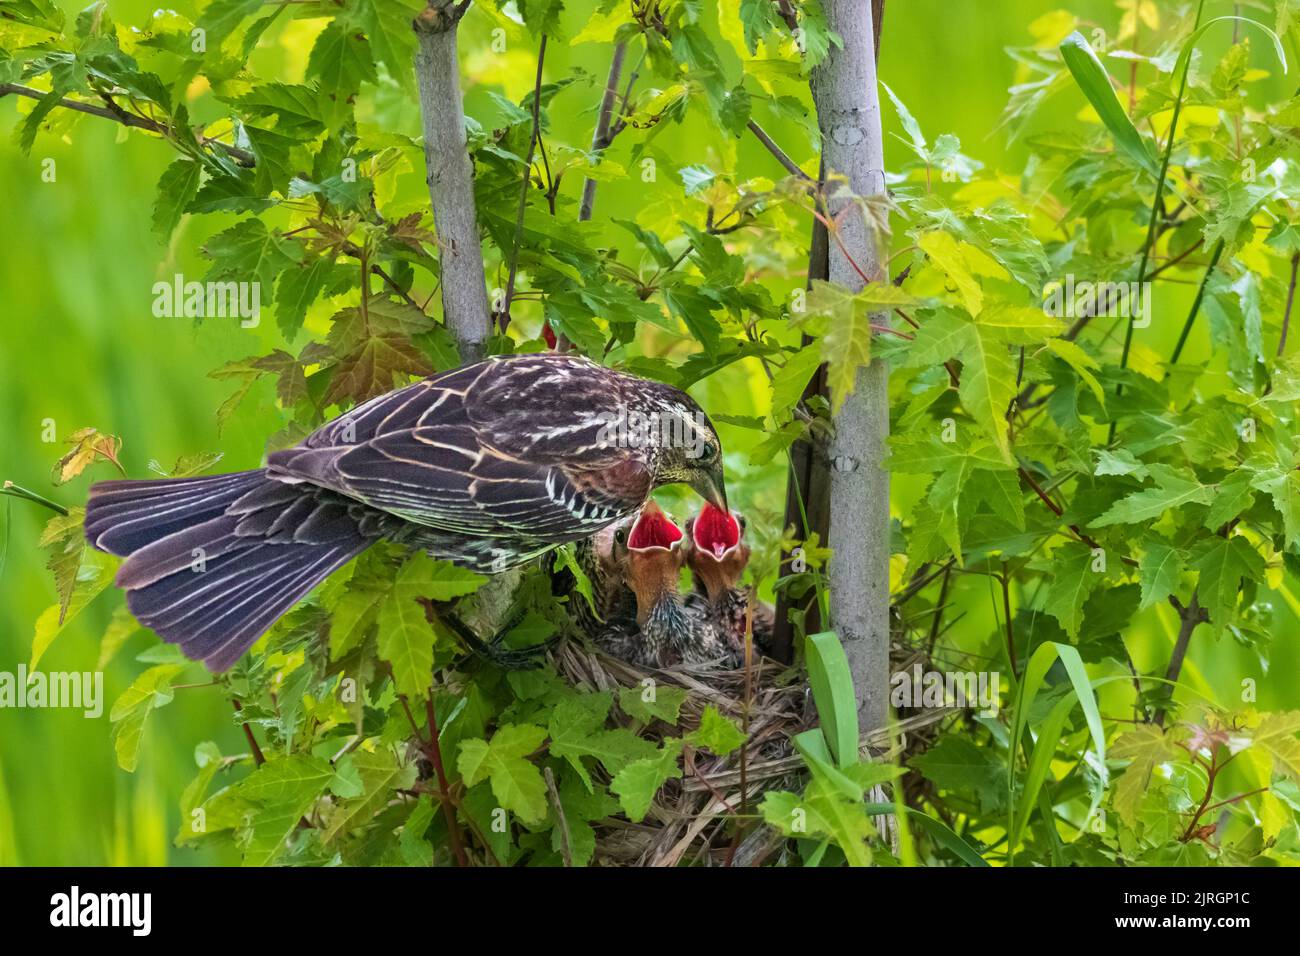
xmin=266 ymin=358 xmax=647 ymax=542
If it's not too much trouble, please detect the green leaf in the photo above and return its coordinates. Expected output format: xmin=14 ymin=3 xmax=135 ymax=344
xmin=377 ymin=553 xmax=484 ymax=698
xmin=456 ymin=724 xmax=549 ymax=824
xmin=1189 ymin=535 xmax=1264 ymax=632
xmin=1090 ymin=465 xmax=1214 ymax=528
xmin=152 ymin=159 xmax=202 ymax=241
xmin=1046 ymin=337 xmax=1105 ymax=407
xmin=32 ymin=547 xmax=116 ymax=671
xmin=306 ymin=19 xmax=377 ymax=129
xmin=1254 ymin=469 xmax=1300 ymax=548
xmin=349 ymin=0 xmax=420 ymax=89
xmin=203 ymin=218 xmax=302 ymax=290
xmin=909 ymin=736 xmax=1005 ymax=811
xmin=229 ymin=755 xmax=336 ymax=865
xmin=1251 ymin=711 xmax=1300 ymax=781
xmin=1138 ymin=541 xmax=1183 ymax=610
xmin=1205 ymin=469 xmax=1255 ymax=530
xmin=609 ymin=738 xmax=683 ymax=822
xmin=1043 ymin=542 xmax=1104 ymax=639
xmin=1111 ymin=724 xmax=1181 ymax=827
xmin=617 ymin=684 xmax=686 ymax=725
xmin=323 ymin=748 xmax=417 ymax=842
xmin=957 ymin=328 xmax=1017 ymax=464
xmin=685 ymin=705 xmax=746 ymax=756
xmin=195 ymin=0 xmax=264 ymax=50
xmin=918 ymin=231 xmax=983 ymax=315
xmin=399 ymin=799 xmax=435 ymax=865
xmin=274 ymin=256 xmax=335 ymax=339
xmin=1009 ymin=692 xmax=1074 ymax=850
xmin=110 ymin=664 xmax=186 ymax=772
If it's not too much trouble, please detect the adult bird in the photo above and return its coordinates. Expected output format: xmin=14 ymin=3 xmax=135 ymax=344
xmin=84 ymin=353 xmax=728 ymax=671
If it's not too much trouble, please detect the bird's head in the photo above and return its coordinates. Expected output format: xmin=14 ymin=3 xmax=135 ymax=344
xmin=630 ymin=386 xmax=728 ymax=513
xmin=613 ymin=501 xmax=686 ymax=625
xmin=683 ymin=503 xmax=750 ymax=600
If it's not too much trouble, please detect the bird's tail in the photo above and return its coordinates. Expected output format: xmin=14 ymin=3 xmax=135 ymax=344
xmin=86 ymin=470 xmax=369 ymax=670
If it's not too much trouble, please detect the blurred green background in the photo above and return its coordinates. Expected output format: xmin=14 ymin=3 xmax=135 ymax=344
xmin=1 ymin=0 xmax=1296 ymax=865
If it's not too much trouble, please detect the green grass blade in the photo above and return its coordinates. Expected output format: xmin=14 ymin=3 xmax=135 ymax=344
xmin=1059 ymin=32 xmax=1159 ymax=179
xmin=1054 ymin=642 xmax=1108 ymax=781
xmin=805 ymin=630 xmax=860 ymax=768
xmin=1175 ymin=17 xmax=1288 ymax=79
xmin=1010 ymin=692 xmax=1074 ymax=852
xmin=864 ymin=803 xmax=990 ymax=867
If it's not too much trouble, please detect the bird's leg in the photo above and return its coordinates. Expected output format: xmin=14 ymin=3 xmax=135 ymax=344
xmin=419 ymin=599 xmax=554 ymax=671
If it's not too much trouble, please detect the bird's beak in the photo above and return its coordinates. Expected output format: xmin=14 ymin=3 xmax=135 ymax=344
xmin=691 ymin=465 xmax=728 ymax=515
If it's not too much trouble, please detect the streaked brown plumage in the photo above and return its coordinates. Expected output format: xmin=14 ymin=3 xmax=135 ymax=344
xmin=84 ymin=353 xmax=728 ymax=670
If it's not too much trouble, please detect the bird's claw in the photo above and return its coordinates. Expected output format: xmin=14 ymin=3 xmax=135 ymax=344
xmin=440 ymin=610 xmax=556 ymax=671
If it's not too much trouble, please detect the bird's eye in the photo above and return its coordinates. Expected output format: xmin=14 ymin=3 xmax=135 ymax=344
xmin=698 ymin=443 xmax=716 ymax=462
xmin=614 ymin=528 xmax=626 ymax=545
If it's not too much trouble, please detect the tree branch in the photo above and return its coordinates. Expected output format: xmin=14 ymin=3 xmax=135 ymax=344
xmin=1278 ymin=251 xmax=1299 ymax=358
xmin=579 ymin=40 xmax=628 ymax=221
xmin=1155 ymin=592 xmax=1206 ymax=727
xmin=0 ymin=83 xmax=255 ymax=166
xmin=746 ymin=120 xmax=809 ymax=180
xmin=425 ymin=696 xmax=470 ymax=866
xmin=414 ymin=1 xmax=491 ymax=361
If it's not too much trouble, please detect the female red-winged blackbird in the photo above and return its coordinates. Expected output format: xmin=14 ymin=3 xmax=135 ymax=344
xmin=594 ymin=502 xmax=738 ymax=669
xmin=84 ymin=353 xmax=728 ymax=671
xmin=683 ymin=504 xmax=775 ymax=658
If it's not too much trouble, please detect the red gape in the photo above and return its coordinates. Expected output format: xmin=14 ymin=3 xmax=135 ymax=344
xmin=628 ymin=501 xmax=683 ymax=550
xmin=541 ymin=321 xmax=558 ymax=349
xmin=691 ymin=501 xmax=740 ymax=559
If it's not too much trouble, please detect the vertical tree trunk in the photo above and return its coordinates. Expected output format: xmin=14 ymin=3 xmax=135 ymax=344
xmin=809 ymin=1 xmax=890 ymax=734
xmin=414 ymin=2 xmax=491 ymax=363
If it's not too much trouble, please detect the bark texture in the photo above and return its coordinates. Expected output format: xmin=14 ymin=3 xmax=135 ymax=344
xmin=809 ymin=0 xmax=890 ymax=733
xmin=414 ymin=2 xmax=491 ymax=362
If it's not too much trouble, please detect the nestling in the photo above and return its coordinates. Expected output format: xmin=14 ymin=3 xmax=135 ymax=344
xmin=683 ymin=503 xmax=775 ymax=659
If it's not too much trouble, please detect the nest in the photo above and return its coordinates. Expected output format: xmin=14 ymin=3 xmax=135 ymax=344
xmin=552 ymin=636 xmax=950 ymax=866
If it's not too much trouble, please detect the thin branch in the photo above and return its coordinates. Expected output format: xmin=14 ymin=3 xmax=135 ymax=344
xmin=1 ymin=481 xmax=68 ymax=516
xmin=231 ymin=699 xmax=266 ymax=766
xmin=543 ymin=767 xmax=573 ymax=867
xmin=1167 ymin=238 xmax=1224 ymax=367
xmin=1000 ymin=568 xmax=1018 ymax=677
xmin=425 ymin=696 xmax=470 ymax=867
xmin=501 ymin=33 xmax=548 ymax=331
xmin=1112 ymin=0 xmax=1207 ymax=441
xmin=1278 ymin=251 xmax=1299 ymax=358
xmin=579 ymin=41 xmax=627 ymax=220
xmin=1155 ymin=592 xmax=1206 ymax=728
xmin=746 ymin=120 xmax=810 ymax=180
xmin=0 ymin=83 xmax=255 ymax=165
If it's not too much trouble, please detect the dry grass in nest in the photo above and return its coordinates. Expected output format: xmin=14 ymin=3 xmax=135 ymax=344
xmin=551 ymin=636 xmax=951 ymax=866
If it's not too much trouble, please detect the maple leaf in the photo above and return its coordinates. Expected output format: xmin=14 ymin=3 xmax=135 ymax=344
xmin=323 ymin=298 xmax=437 ymax=406
xmin=52 ymin=427 xmax=125 ymax=485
